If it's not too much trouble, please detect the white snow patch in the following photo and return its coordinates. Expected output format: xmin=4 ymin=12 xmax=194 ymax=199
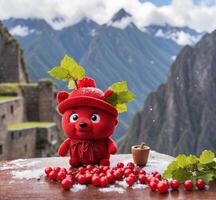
xmin=108 ymin=17 xmax=132 ymax=30
xmin=144 ymin=157 xmax=170 ymax=175
xmin=99 ymin=185 xmax=125 ymax=193
xmin=11 ymin=168 xmax=44 ymax=180
xmin=155 ymin=29 xmax=201 ymax=46
xmin=89 ymin=29 xmax=97 ymax=37
xmin=116 ymin=180 xmax=129 ymax=188
xmin=70 ymin=184 xmax=87 ymax=192
xmin=0 ymin=159 xmax=40 ymax=170
xmin=9 ymin=25 xmax=35 ymax=37
xmin=132 ymin=183 xmax=148 ymax=190
xmin=171 ymin=55 xmax=176 ymax=61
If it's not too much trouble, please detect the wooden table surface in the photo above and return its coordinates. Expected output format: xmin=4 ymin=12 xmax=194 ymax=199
xmin=0 ymin=152 xmax=216 ymax=200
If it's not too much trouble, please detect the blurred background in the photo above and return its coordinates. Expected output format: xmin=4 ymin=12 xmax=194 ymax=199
xmin=0 ymin=0 xmax=216 ymax=160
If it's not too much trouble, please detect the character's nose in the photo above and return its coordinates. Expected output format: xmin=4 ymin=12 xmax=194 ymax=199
xmin=79 ymin=122 xmax=87 ymax=128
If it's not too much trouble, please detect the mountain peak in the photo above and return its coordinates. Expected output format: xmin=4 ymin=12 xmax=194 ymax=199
xmin=111 ymin=8 xmax=132 ymax=22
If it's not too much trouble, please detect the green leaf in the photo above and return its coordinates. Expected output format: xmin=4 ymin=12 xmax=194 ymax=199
xmin=117 ymin=91 xmax=136 ymax=104
xmin=163 ymin=161 xmax=178 ymax=178
xmin=106 ymin=93 xmax=118 ymax=106
xmin=48 ymin=67 xmax=70 ymax=81
xmin=176 ymin=154 xmax=187 ymax=168
xmin=172 ymin=168 xmax=192 ymax=183
xmin=186 ymin=155 xmax=198 ymax=165
xmin=72 ymin=65 xmax=86 ymax=80
xmin=116 ymin=104 xmax=127 ymax=113
xmin=60 ymin=54 xmax=86 ymax=80
xmin=68 ymin=80 xmax=76 ymax=89
xmin=110 ymin=81 xmax=128 ymax=93
xmin=199 ymin=150 xmax=215 ymax=164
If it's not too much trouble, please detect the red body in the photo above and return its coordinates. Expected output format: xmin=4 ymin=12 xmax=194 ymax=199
xmin=57 ymin=93 xmax=118 ymax=166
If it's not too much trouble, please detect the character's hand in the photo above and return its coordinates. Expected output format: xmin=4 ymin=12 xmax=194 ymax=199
xmin=108 ymin=138 xmax=118 ymax=154
xmin=58 ymin=138 xmax=71 ymax=157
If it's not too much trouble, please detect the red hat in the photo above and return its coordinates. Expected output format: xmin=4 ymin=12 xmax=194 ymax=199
xmin=57 ymin=77 xmax=118 ymax=117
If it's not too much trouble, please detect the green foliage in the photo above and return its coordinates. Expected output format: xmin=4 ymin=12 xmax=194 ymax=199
xmin=48 ymin=54 xmax=85 ymax=89
xmin=8 ymin=122 xmax=53 ymax=130
xmin=163 ymin=150 xmax=216 ymax=183
xmin=106 ymin=81 xmax=136 ymax=113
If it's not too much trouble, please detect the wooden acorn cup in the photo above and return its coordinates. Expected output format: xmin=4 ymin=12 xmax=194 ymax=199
xmin=131 ymin=142 xmax=150 ymax=166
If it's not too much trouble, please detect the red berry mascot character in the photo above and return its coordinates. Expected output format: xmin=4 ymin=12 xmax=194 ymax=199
xmin=49 ymin=55 xmax=135 ymax=166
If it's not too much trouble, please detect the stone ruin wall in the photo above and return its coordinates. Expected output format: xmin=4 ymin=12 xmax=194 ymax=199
xmin=0 ymin=97 xmax=25 ymax=126
xmin=0 ymin=24 xmax=29 ymax=83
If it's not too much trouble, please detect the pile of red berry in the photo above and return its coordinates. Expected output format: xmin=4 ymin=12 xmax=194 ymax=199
xmin=44 ymin=162 xmax=206 ymax=193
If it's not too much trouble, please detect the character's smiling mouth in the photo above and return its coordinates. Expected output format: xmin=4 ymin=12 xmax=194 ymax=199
xmin=77 ymin=130 xmax=89 ymax=133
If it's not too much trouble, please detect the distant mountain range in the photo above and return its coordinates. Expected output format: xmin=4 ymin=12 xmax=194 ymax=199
xmin=2 ymin=9 xmax=203 ymax=139
xmin=119 ymin=29 xmax=216 ymax=156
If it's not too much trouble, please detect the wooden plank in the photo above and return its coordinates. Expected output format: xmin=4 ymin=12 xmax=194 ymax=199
xmin=0 ymin=153 xmax=216 ymax=200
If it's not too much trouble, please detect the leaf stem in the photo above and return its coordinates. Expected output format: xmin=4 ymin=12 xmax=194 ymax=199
xmin=74 ymin=80 xmax=78 ymax=89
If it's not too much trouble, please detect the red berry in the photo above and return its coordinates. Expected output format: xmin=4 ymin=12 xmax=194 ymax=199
xmin=139 ymin=169 xmax=146 ymax=175
xmin=152 ymin=171 xmax=159 ymax=176
xmin=48 ymin=170 xmax=57 ymax=180
xmin=102 ymin=166 xmax=109 ymax=173
xmin=149 ymin=181 xmax=157 ymax=191
xmin=129 ymin=173 xmax=136 ymax=180
xmin=171 ymin=179 xmax=180 ymax=190
xmin=117 ymin=162 xmax=124 ymax=168
xmin=45 ymin=167 xmax=52 ymax=176
xmin=113 ymin=171 xmax=122 ymax=180
xmin=124 ymin=169 xmax=132 ymax=177
xmin=106 ymin=173 xmax=115 ymax=183
xmin=154 ymin=173 xmax=162 ymax=180
xmin=127 ymin=162 xmax=135 ymax=169
xmin=150 ymin=177 xmax=159 ymax=185
xmin=66 ymin=175 xmax=73 ymax=180
xmin=54 ymin=167 xmax=61 ymax=173
xmin=104 ymin=89 xmax=113 ymax=98
xmin=67 ymin=169 xmax=73 ymax=176
xmin=145 ymin=176 xmax=153 ymax=184
xmin=85 ymin=173 xmax=92 ymax=184
xmin=138 ymin=174 xmax=146 ymax=184
xmin=125 ymin=176 xmax=135 ymax=186
xmin=196 ymin=179 xmax=206 ymax=190
xmin=99 ymin=173 xmax=106 ymax=178
xmin=78 ymin=167 xmax=86 ymax=174
xmin=77 ymin=77 xmax=96 ymax=88
xmin=184 ymin=180 xmax=193 ymax=191
xmin=133 ymin=168 xmax=140 ymax=175
xmin=99 ymin=165 xmax=104 ymax=170
xmin=86 ymin=165 xmax=93 ymax=171
xmin=61 ymin=178 xmax=73 ymax=190
xmin=92 ymin=168 xmax=100 ymax=174
xmin=57 ymin=171 xmax=67 ymax=181
xmin=100 ymin=176 xmax=108 ymax=187
xmin=77 ymin=175 xmax=86 ymax=185
xmin=92 ymin=176 xmax=101 ymax=186
xmin=157 ymin=181 xmax=169 ymax=193
xmin=60 ymin=168 xmax=67 ymax=174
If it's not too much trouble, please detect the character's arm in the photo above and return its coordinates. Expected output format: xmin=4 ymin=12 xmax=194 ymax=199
xmin=58 ymin=138 xmax=71 ymax=157
xmin=107 ymin=137 xmax=117 ymax=154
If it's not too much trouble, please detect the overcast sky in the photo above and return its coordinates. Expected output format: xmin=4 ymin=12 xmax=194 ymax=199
xmin=0 ymin=0 xmax=216 ymax=32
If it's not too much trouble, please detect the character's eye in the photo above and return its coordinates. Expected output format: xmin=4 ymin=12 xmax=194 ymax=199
xmin=91 ymin=114 xmax=100 ymax=123
xmin=70 ymin=113 xmax=79 ymax=123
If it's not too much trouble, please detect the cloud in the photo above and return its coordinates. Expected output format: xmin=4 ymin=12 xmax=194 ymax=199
xmin=155 ymin=29 xmax=202 ymax=45
xmin=9 ymin=25 xmax=35 ymax=37
xmin=0 ymin=0 xmax=216 ymax=32
xmin=107 ymin=17 xmax=133 ymax=29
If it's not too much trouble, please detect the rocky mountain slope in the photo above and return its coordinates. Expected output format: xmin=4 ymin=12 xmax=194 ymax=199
xmin=119 ymin=29 xmax=216 ymax=156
